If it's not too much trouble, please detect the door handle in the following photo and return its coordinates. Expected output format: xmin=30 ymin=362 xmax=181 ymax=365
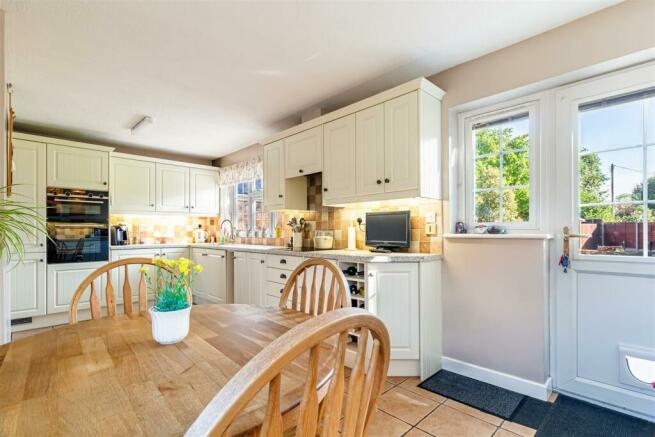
xmin=562 ymin=226 xmax=590 ymax=241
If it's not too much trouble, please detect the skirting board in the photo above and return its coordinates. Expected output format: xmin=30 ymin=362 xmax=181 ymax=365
xmin=442 ymin=356 xmax=552 ymax=401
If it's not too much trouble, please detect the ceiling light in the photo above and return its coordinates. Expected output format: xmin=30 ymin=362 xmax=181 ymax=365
xmin=130 ymin=115 xmax=153 ymax=135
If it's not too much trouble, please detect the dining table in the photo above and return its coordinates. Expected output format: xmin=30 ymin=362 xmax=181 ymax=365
xmin=0 ymin=304 xmax=336 ymax=436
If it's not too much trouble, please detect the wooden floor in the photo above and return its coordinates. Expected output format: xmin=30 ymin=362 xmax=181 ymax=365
xmin=12 ymin=327 xmax=554 ymax=437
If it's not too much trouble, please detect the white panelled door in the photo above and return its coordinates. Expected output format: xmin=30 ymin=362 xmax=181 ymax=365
xmin=554 ymin=63 xmax=655 ymax=420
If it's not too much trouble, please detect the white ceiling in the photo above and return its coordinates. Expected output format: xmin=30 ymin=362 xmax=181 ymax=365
xmin=5 ymin=1 xmax=618 ymax=159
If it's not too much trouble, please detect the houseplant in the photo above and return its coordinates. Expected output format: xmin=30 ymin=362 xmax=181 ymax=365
xmin=0 ymin=185 xmax=48 ymax=263
xmin=140 ymin=257 xmax=203 ymax=345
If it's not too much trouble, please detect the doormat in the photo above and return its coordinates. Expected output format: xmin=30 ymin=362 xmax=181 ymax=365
xmin=418 ymin=370 xmax=525 ymax=419
xmin=510 ymin=396 xmax=552 ymax=429
xmin=535 ymin=395 xmax=655 ymax=437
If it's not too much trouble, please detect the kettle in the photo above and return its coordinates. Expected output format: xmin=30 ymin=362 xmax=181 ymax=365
xmin=111 ymin=224 xmax=129 ymax=245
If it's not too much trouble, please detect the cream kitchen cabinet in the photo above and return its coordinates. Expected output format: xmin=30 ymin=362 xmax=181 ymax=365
xmin=384 ymin=92 xmax=419 ymax=194
xmin=11 ymin=139 xmax=46 ymax=252
xmin=323 ymin=114 xmax=357 ymax=201
xmin=284 ymin=125 xmax=323 ymax=177
xmin=190 ymin=168 xmax=220 ymax=215
xmin=7 ymin=253 xmax=46 ymax=319
xmin=263 ymin=141 xmax=306 ymax=210
xmin=47 ymin=144 xmax=110 ymax=190
xmin=110 ymin=157 xmax=156 ymax=213
xmin=356 ymin=104 xmax=385 ymax=197
xmin=233 ymin=251 xmax=266 ymax=305
xmin=47 ymin=261 xmax=107 ymax=314
xmin=191 ymin=248 xmax=232 ymax=304
xmin=156 ymin=163 xmax=190 ymax=213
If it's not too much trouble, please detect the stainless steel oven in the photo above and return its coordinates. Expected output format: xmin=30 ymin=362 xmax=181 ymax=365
xmin=46 ymin=188 xmax=109 ymax=263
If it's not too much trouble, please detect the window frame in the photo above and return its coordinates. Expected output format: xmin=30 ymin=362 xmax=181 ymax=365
xmin=221 ymin=178 xmax=277 ymax=236
xmin=462 ymin=100 xmax=541 ymax=230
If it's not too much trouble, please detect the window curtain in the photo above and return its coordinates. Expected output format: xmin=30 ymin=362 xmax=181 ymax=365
xmin=218 ymin=157 xmax=262 ymax=186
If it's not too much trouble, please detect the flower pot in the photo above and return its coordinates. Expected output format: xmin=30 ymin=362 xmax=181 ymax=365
xmin=293 ymin=231 xmax=303 ymax=250
xmin=149 ymin=305 xmax=191 ymax=345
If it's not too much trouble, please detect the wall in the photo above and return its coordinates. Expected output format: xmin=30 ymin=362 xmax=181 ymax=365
xmin=213 ymin=143 xmax=261 ymax=167
xmin=110 ymin=215 xmax=219 ymax=245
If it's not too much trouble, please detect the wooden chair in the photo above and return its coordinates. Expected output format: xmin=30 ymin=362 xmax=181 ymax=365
xmin=68 ymin=257 xmax=185 ymax=324
xmin=186 ymin=307 xmax=390 ymax=437
xmin=279 ymin=258 xmax=350 ymax=316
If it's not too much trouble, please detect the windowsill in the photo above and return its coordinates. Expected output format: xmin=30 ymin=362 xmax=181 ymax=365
xmin=444 ymin=233 xmax=553 ymax=240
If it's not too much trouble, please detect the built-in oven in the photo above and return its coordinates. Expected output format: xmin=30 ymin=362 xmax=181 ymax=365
xmin=46 ymin=188 xmax=109 ymax=264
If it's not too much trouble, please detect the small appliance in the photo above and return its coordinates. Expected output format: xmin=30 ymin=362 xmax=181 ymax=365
xmin=111 ymin=224 xmax=129 ymax=245
xmin=313 ymin=230 xmax=334 ymax=249
xmin=365 ymin=211 xmax=410 ymax=253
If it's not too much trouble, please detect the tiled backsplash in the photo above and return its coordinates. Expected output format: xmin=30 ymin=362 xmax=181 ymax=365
xmin=110 ymin=214 xmax=220 ymax=244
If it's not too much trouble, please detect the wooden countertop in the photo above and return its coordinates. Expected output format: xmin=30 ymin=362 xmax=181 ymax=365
xmin=0 ymin=304 xmax=334 ymax=436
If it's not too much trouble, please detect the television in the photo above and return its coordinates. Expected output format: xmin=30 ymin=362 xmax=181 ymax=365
xmin=365 ymin=211 xmax=410 ymax=252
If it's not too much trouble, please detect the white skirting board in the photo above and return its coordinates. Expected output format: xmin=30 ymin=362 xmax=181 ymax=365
xmin=442 ymin=356 xmax=552 ymax=401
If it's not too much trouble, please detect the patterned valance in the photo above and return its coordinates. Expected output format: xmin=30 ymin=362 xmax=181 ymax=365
xmin=218 ymin=157 xmax=262 ymax=186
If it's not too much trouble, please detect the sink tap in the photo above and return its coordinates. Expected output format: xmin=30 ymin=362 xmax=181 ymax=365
xmin=221 ymin=219 xmax=235 ymax=243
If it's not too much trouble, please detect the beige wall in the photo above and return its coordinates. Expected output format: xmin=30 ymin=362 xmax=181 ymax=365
xmin=112 ymin=144 xmax=212 ymax=166
xmin=213 ymin=143 xmax=262 ymax=167
xmin=428 ymin=0 xmax=655 ymax=199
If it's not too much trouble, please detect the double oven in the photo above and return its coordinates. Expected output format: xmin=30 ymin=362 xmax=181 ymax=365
xmin=46 ymin=188 xmax=109 ymax=264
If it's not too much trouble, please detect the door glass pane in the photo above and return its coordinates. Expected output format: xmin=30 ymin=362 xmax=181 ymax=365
xmin=648 ymin=146 xmax=655 ymax=201
xmin=475 ymin=191 xmax=499 ymax=223
xmin=581 ymin=148 xmax=643 ymax=202
xmin=580 ymin=205 xmax=644 ymax=256
xmin=579 ymin=98 xmax=643 ymax=152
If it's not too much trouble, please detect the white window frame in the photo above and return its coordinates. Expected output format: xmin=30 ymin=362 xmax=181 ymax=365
xmin=461 ymin=99 xmax=541 ymax=231
xmin=221 ymin=179 xmax=277 ymax=236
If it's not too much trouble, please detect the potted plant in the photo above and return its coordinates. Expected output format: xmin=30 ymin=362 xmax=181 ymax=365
xmin=140 ymin=257 xmax=203 ymax=345
xmin=0 ymin=185 xmax=48 ymax=262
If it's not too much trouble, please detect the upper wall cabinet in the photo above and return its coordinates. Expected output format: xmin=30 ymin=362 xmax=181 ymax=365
xmin=110 ymin=157 xmax=156 ymax=213
xmin=384 ymin=92 xmax=420 ymax=194
xmin=323 ymin=114 xmax=357 ymax=201
xmin=47 ymin=144 xmax=110 ymax=190
xmin=11 ymin=139 xmax=46 ymax=251
xmin=190 ymin=168 xmax=220 ymax=215
xmin=264 ymin=141 xmax=307 ymax=210
xmin=284 ymin=125 xmax=323 ymax=178
xmin=356 ymin=104 xmax=385 ymax=197
xmin=156 ymin=163 xmax=190 ymax=213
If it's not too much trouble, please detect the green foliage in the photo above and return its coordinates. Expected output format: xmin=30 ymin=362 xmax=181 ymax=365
xmin=141 ymin=257 xmax=203 ymax=312
xmin=0 ymin=186 xmax=48 ymax=263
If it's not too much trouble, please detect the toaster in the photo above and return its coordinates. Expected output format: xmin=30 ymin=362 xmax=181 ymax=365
xmin=314 ymin=230 xmax=334 ymax=250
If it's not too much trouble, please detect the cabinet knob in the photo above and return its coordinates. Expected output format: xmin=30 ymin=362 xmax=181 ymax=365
xmin=279 ymin=288 xmax=283 ymax=294
xmin=369 ymin=273 xmax=374 ymax=277
xmin=323 ymin=188 xmax=328 ymax=192
xmin=280 ymin=273 xmax=287 ymax=279
xmin=260 ymin=259 xmax=265 ymax=264
xmin=103 ymin=182 xmax=108 ymax=185
xmin=280 ymin=259 xmax=287 ymax=264
xmin=376 ymin=180 xmax=382 ymax=185
xmin=150 ymin=204 xmax=154 ymax=207
xmin=40 ymin=243 xmax=44 ymax=247
xmin=185 ymin=205 xmax=189 ymax=208
xmin=298 ymin=169 xmax=304 ymax=174
xmin=278 ymin=194 xmax=283 ymax=198
xmin=39 ymin=259 xmax=44 ymax=263
xmin=191 ymin=205 xmax=195 ymax=208
xmin=384 ymin=178 xmax=390 ymax=183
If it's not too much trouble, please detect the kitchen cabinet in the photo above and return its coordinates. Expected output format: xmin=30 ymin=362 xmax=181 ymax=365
xmin=11 ymin=139 xmax=46 ymax=252
xmin=356 ymin=104 xmax=386 ymax=197
xmin=110 ymin=157 xmax=156 ymax=213
xmin=263 ymin=141 xmax=307 ymax=210
xmin=284 ymin=125 xmax=323 ymax=177
xmin=156 ymin=163 xmax=190 ymax=213
xmin=190 ymin=168 xmax=220 ymax=215
xmin=191 ymin=248 xmax=232 ymax=304
xmin=233 ymin=252 xmax=248 ymax=304
xmin=47 ymin=144 xmax=110 ymax=190
xmin=323 ymin=114 xmax=357 ymax=201
xmin=233 ymin=251 xmax=266 ymax=305
xmin=367 ymin=262 xmax=419 ymax=360
xmin=7 ymin=253 xmax=46 ymax=319
xmin=384 ymin=92 xmax=419 ymax=193
xmin=47 ymin=262 xmax=107 ymax=314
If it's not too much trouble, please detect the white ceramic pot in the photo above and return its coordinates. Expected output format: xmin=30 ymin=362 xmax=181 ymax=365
xmin=149 ymin=306 xmax=191 ymax=345
xmin=293 ymin=231 xmax=303 ymax=250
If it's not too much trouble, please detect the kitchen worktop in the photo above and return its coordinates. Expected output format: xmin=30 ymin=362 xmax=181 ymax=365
xmin=110 ymin=243 xmax=442 ymax=263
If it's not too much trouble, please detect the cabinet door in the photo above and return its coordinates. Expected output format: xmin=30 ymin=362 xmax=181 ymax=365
xmin=156 ymin=164 xmax=190 ymax=212
xmin=47 ymin=144 xmax=109 ymax=190
xmin=233 ymin=252 xmax=249 ymax=304
xmin=323 ymin=115 xmax=357 ymax=201
xmin=110 ymin=157 xmax=156 ymax=212
xmin=284 ymin=125 xmax=323 ymax=177
xmin=47 ymin=262 xmax=106 ymax=314
xmin=247 ymin=253 xmax=267 ymax=305
xmin=368 ymin=263 xmax=419 ymax=360
xmin=384 ymin=92 xmax=419 ymax=193
xmin=191 ymin=249 xmax=227 ymax=303
xmin=8 ymin=253 xmax=46 ymax=318
xmin=356 ymin=104 xmax=385 ymax=196
xmin=264 ymin=141 xmax=284 ymax=208
xmin=161 ymin=247 xmax=188 ymax=261
xmin=190 ymin=168 xmax=219 ymax=215
xmin=11 ymin=139 xmax=46 ymax=251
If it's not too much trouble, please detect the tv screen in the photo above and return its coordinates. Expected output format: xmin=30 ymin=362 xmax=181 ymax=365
xmin=365 ymin=211 xmax=410 ymax=248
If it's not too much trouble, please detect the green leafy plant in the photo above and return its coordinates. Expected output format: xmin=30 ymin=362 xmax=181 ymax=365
xmin=0 ymin=186 xmax=48 ymax=262
xmin=140 ymin=257 xmax=202 ymax=312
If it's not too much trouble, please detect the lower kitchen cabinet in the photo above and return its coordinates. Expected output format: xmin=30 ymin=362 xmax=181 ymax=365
xmin=191 ymin=248 xmax=232 ymax=304
xmin=47 ymin=261 xmax=107 ymax=314
xmin=7 ymin=253 xmax=46 ymax=319
xmin=233 ymin=252 xmax=266 ymax=305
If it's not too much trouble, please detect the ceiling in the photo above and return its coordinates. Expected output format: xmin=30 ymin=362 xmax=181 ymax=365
xmin=5 ymin=1 xmax=618 ymax=160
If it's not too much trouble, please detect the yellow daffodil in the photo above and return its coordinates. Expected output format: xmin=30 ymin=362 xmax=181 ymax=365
xmin=139 ymin=266 xmax=148 ymax=274
xmin=179 ymin=264 xmax=189 ymax=274
xmin=193 ymin=264 xmax=203 ymax=273
xmin=153 ymin=256 xmax=163 ymax=266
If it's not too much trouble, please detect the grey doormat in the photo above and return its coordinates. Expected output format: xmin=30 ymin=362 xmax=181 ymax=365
xmin=535 ymin=395 xmax=655 ymax=437
xmin=511 ymin=396 xmax=552 ymax=429
xmin=418 ymin=370 xmax=525 ymax=419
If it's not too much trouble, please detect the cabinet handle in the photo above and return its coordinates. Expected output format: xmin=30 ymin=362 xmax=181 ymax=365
xmin=376 ymin=179 xmax=382 ymax=185
xmin=202 ymin=253 xmax=225 ymax=258
xmin=191 ymin=205 xmax=195 ymax=209
xmin=279 ymin=288 xmax=283 ymax=294
xmin=323 ymin=188 xmax=328 ymax=192
xmin=278 ymin=194 xmax=283 ymax=198
xmin=280 ymin=273 xmax=287 ymax=279
xmin=260 ymin=260 xmax=265 ymax=264
xmin=298 ymin=169 xmax=304 ymax=174
xmin=369 ymin=273 xmax=374 ymax=277
xmin=185 ymin=205 xmax=189 ymax=208
xmin=39 ymin=259 xmax=44 ymax=263
xmin=161 ymin=253 xmax=166 ymax=256
xmin=103 ymin=182 xmax=108 ymax=185
xmin=384 ymin=178 xmax=390 ymax=183
xmin=150 ymin=203 xmax=154 ymax=207
xmin=279 ymin=259 xmax=287 ymax=264
xmin=40 ymin=243 xmax=44 ymax=247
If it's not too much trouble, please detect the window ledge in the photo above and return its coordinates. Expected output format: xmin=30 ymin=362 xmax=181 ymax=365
xmin=444 ymin=233 xmax=553 ymax=240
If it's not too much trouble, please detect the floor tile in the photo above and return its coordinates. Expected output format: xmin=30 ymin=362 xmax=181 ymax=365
xmin=501 ymin=420 xmax=536 ymax=437
xmin=444 ymin=399 xmax=503 ymax=426
xmin=381 ymin=380 xmax=394 ymax=393
xmin=493 ymin=429 xmax=520 ymax=437
xmin=387 ymin=376 xmax=409 ymax=386
xmin=365 ymin=409 xmax=412 ymax=437
xmin=417 ymin=405 xmax=497 ymax=437
xmin=404 ymin=427 xmax=433 ymax=436
xmin=398 ymin=377 xmax=446 ymax=403
xmin=11 ymin=327 xmax=52 ymax=341
xmin=377 ymin=386 xmax=440 ymax=425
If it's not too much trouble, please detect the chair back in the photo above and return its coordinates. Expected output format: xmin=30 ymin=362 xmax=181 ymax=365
xmin=186 ymin=308 xmax=390 ymax=437
xmin=279 ymin=258 xmax=350 ymax=315
xmin=68 ymin=257 xmax=184 ymax=324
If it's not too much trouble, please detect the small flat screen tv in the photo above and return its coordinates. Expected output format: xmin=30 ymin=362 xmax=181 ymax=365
xmin=365 ymin=211 xmax=410 ymax=251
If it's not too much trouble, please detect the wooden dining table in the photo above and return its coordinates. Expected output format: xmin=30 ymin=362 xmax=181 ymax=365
xmin=0 ymin=304 xmax=336 ymax=436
